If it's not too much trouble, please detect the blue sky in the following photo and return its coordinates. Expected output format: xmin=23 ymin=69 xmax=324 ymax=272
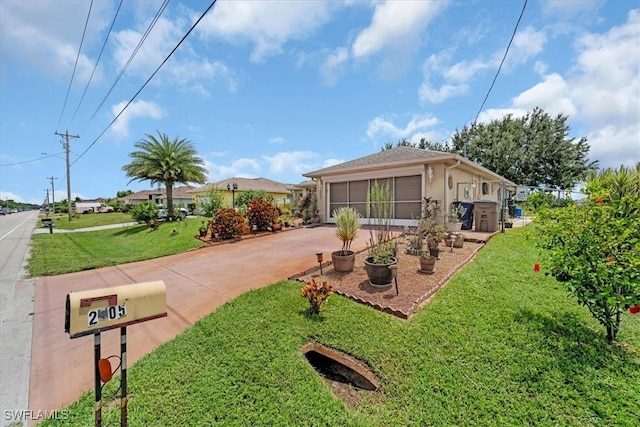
xmin=1 ymin=0 xmax=638 ymax=205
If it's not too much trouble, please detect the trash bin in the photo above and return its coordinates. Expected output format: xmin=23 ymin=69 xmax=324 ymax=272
xmin=453 ymin=201 xmax=474 ymax=230
xmin=474 ymin=200 xmax=500 ymax=232
xmin=515 ymin=207 xmax=522 ymax=218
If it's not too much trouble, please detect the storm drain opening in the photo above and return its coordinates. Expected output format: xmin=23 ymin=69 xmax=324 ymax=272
xmin=301 ymin=342 xmax=380 ymax=392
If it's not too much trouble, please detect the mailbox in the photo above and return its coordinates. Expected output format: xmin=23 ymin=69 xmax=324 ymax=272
xmin=65 ymin=281 xmax=167 ymax=339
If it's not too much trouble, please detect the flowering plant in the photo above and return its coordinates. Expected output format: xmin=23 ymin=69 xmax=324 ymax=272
xmin=535 ymin=165 xmax=640 ymax=343
xmin=300 ymin=279 xmax=333 ymax=315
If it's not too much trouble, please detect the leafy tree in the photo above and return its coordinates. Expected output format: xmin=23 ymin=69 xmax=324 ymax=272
xmin=198 ymin=188 xmax=225 ymax=217
xmin=450 ymin=107 xmax=598 ymax=189
xmin=122 ymin=132 xmax=207 ymax=219
xmin=382 ymin=138 xmax=450 ymax=152
xmin=116 ymin=190 xmax=133 ymax=198
xmin=234 ymin=190 xmax=271 ymax=209
xmin=535 ymin=164 xmax=640 ymax=343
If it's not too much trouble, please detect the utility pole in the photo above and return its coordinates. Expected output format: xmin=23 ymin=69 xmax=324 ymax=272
xmin=47 ymin=176 xmax=58 ymax=214
xmin=54 ymin=130 xmax=79 ymax=221
xmin=44 ymin=189 xmax=50 ymax=212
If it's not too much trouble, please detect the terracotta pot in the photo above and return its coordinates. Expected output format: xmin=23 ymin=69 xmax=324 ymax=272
xmin=331 ymin=251 xmax=356 ymax=272
xmin=446 ymin=222 xmax=463 ymax=232
xmin=419 ymin=256 xmax=436 ymax=274
xmin=364 ymin=256 xmax=397 ymax=286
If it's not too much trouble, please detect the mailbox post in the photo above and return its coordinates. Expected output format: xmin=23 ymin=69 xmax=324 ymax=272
xmin=65 ymin=281 xmax=167 ymax=427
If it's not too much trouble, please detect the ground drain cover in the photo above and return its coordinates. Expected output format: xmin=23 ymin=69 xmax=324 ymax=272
xmin=301 ymin=342 xmax=380 ymax=391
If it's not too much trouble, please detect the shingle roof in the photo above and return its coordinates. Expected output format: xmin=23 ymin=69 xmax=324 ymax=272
xmin=304 ymin=146 xmax=447 ymax=177
xmin=192 ymin=177 xmax=293 ymax=194
xmin=304 ymin=146 xmax=517 ymax=186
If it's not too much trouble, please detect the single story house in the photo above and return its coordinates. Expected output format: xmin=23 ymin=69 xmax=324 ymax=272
xmin=303 ymin=146 xmax=517 ymax=227
xmin=119 ymin=186 xmax=195 ymax=209
xmin=190 ymin=177 xmax=293 ymax=212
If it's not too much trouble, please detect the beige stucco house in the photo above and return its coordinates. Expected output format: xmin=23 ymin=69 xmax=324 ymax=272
xmin=190 ymin=177 xmax=293 ymax=213
xmin=303 ymin=146 xmax=516 ymax=227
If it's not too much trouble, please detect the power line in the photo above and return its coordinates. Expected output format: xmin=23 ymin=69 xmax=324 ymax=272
xmin=0 ymin=152 xmax=65 ymax=167
xmin=90 ymin=0 xmax=170 ymax=120
xmin=70 ymin=0 xmax=125 ymax=124
xmin=57 ymin=0 xmax=94 ymax=129
xmin=73 ymin=0 xmax=219 ymax=166
xmin=472 ymin=0 xmax=528 ymax=124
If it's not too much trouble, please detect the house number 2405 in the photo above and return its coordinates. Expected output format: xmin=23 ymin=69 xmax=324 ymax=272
xmin=87 ymin=304 xmax=127 ymax=326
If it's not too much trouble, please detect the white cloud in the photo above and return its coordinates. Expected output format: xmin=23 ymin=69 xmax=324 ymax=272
xmin=268 ymin=137 xmax=286 ymax=144
xmin=262 ymin=151 xmax=316 ymax=174
xmin=205 ymin=158 xmax=261 ymax=182
xmin=474 ymin=10 xmax=640 ymax=169
xmin=112 ymin=14 xmax=237 ymax=94
xmin=419 ymin=25 xmax=546 ymax=104
xmin=419 ymin=83 xmax=469 ymax=104
xmin=542 ymin=0 xmax=602 ymax=19
xmin=0 ymin=0 xmax=111 ymax=82
xmin=476 ymin=108 xmax=528 ymax=124
xmin=512 ymin=73 xmax=577 ymax=117
xmin=505 ymin=26 xmax=547 ymax=69
xmin=110 ymin=100 xmax=165 ymax=138
xmin=320 ymin=47 xmax=349 ymax=87
xmin=198 ymin=1 xmax=336 ymax=63
xmin=352 ymin=1 xmax=446 ymax=59
xmin=367 ymin=114 xmax=439 ymax=140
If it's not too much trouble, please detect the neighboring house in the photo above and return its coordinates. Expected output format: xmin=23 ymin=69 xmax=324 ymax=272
xmin=119 ymin=186 xmax=195 ymax=210
xmin=190 ymin=177 xmax=293 ymax=213
xmin=303 ymin=146 xmax=517 ymax=226
xmin=119 ymin=189 xmax=164 ymax=206
xmin=289 ymin=180 xmax=316 ymax=201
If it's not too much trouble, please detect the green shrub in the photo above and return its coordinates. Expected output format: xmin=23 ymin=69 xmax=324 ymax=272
xmin=246 ymin=197 xmax=278 ymax=231
xmin=536 ymin=164 xmax=640 ymax=343
xmin=130 ymin=201 xmax=158 ymax=223
xmin=198 ymin=188 xmax=225 ymax=217
xmin=235 ymin=190 xmax=270 ymax=209
xmin=210 ymin=208 xmax=245 ymax=240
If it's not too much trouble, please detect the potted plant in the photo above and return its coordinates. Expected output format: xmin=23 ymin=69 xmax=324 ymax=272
xmin=418 ymin=251 xmax=436 ymax=274
xmin=198 ymin=221 xmax=208 ymax=237
xmin=331 ymin=207 xmax=362 ymax=272
xmin=420 ymin=197 xmax=446 ymax=259
xmin=446 ymin=203 xmax=466 ymax=232
xmin=363 ymin=181 xmax=397 ymax=286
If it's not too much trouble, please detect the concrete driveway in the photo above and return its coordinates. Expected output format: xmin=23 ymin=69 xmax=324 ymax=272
xmin=29 ymin=225 xmax=372 ymax=413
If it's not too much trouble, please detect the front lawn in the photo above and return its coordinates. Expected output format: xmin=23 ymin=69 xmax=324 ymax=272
xmin=28 ymin=220 xmax=207 ymax=276
xmin=43 ymin=212 xmax=134 ymax=230
xmin=42 ymin=229 xmax=640 ymax=426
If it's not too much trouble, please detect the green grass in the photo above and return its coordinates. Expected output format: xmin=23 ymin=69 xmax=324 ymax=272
xmin=28 ymin=219 xmax=207 ymax=276
xmin=43 ymin=212 xmax=134 ymax=230
xmin=41 ymin=229 xmax=640 ymax=426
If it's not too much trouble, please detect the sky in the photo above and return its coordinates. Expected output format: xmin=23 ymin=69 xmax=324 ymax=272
xmin=1 ymin=0 xmax=638 ymax=205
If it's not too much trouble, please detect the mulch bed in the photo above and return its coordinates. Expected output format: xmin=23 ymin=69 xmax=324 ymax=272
xmin=295 ymin=240 xmax=485 ymax=320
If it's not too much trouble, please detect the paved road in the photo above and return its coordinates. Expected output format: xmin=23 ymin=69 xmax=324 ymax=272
xmin=0 ymin=211 xmax=39 ymax=425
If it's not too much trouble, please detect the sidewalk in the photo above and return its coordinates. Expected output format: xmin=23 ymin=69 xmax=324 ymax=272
xmin=32 ymin=222 xmax=138 ymax=234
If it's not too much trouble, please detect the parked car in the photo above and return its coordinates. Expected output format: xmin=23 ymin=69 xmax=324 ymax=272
xmin=157 ymin=205 xmax=188 ymax=220
xmin=0 ymin=208 xmax=6 ymax=215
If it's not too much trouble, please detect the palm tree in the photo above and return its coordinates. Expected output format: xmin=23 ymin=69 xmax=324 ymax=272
xmin=122 ymin=132 xmax=207 ymax=218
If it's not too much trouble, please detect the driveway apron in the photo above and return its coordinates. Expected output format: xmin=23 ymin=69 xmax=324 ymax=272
xmin=29 ymin=226 xmax=371 ymax=413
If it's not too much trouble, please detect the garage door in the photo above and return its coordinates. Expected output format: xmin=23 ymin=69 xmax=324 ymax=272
xmin=329 ymin=176 xmax=421 ymax=222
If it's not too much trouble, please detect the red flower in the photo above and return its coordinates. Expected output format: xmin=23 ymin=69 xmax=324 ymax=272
xmin=533 ymin=263 xmax=540 ymax=272
xmin=595 ymin=198 xmax=603 ymax=204
xmin=630 ymin=305 xmax=640 ymax=314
